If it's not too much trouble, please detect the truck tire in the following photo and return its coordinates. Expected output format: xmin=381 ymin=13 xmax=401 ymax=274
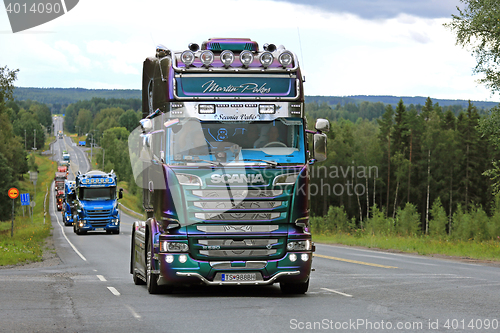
xmin=280 ymin=278 xmax=309 ymax=295
xmin=146 ymin=239 xmax=161 ymax=294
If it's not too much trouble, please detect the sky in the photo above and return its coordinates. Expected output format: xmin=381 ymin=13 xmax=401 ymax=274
xmin=1 ymin=0 xmax=498 ymax=102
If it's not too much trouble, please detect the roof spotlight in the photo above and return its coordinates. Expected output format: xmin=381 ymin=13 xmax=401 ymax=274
xmin=181 ymin=50 xmax=195 ymax=67
xmin=220 ymin=50 xmax=235 ymax=67
xmin=240 ymin=50 xmax=254 ymax=68
xmin=278 ymin=51 xmax=293 ymax=67
xmin=259 ymin=52 xmax=274 ymax=68
xmin=200 ymin=50 xmax=214 ymax=67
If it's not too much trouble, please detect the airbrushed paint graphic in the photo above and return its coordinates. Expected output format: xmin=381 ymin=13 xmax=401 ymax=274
xmin=202 ymin=80 xmax=271 ymax=94
xmin=3 ymin=0 xmax=79 ymax=33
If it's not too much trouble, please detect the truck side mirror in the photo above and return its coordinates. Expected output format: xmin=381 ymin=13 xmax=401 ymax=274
xmin=315 ymin=118 xmax=330 ymax=132
xmin=313 ymin=133 xmax=327 ymax=162
xmin=118 ymin=188 xmax=123 ymax=199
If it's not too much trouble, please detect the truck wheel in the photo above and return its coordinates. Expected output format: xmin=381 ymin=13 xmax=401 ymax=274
xmin=146 ymin=240 xmax=161 ymax=294
xmin=280 ymin=278 xmax=309 ymax=295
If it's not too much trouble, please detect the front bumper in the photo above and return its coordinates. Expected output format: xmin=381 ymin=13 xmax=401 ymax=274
xmin=155 ymin=252 xmax=312 ymax=286
xmin=78 ymin=219 xmax=120 ymax=231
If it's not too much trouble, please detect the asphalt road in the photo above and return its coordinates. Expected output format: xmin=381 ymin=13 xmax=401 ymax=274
xmin=0 ymin=122 xmax=499 ymax=332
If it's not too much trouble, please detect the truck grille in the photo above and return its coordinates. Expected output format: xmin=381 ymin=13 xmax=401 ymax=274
xmin=86 ymin=209 xmax=111 ymax=228
xmin=187 ymin=186 xmax=290 ymax=260
xmin=195 ymin=238 xmax=282 ymax=258
xmin=88 ymin=219 xmax=108 ymax=228
xmin=87 ymin=209 xmax=111 ymax=219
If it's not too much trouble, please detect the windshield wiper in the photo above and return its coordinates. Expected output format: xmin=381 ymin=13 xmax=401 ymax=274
xmin=241 ymin=159 xmax=278 ymax=167
xmin=190 ymin=159 xmax=223 ymax=167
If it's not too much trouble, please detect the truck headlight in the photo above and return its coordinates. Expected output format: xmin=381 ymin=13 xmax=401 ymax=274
xmin=160 ymin=241 xmax=189 ymax=253
xmin=287 ymin=240 xmax=311 ymax=251
xmin=176 ymin=173 xmax=202 ymax=186
xmin=111 ymin=219 xmax=119 ymax=224
xmin=273 ymin=173 xmax=299 ymax=186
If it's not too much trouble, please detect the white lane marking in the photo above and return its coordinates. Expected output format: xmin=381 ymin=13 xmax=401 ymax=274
xmin=321 ymin=287 xmax=353 ymax=297
xmin=52 ymin=182 xmax=87 ymax=262
xmin=107 ymin=286 xmax=121 ymax=296
xmin=125 ymin=304 xmax=142 ymax=321
xmin=97 ymin=275 xmax=107 ymax=282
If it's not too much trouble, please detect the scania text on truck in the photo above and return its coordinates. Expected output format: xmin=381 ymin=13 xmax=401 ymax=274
xmin=73 ymin=170 xmax=123 ymax=235
xmin=129 ymin=38 xmax=329 ymax=294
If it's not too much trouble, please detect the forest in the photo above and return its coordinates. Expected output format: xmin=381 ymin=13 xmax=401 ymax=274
xmin=307 ymin=98 xmax=500 ymax=241
xmin=4 ymin=74 xmax=500 ymax=243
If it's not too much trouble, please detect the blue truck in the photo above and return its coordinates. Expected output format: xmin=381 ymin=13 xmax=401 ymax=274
xmin=129 ymin=38 xmax=329 ymax=294
xmin=62 ymin=180 xmax=77 ymax=226
xmin=73 ymin=170 xmax=123 ymax=235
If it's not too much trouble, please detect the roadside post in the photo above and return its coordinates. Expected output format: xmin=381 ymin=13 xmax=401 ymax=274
xmin=8 ymin=187 xmax=19 ymax=237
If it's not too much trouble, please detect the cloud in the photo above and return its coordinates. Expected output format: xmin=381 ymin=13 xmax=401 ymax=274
xmin=2 ymin=0 xmax=496 ymax=101
xmin=270 ymin=0 xmax=461 ymax=19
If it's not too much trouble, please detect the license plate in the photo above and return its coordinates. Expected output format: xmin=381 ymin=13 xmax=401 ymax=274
xmin=95 ymin=228 xmax=105 ymax=231
xmin=221 ymin=273 xmax=256 ymax=282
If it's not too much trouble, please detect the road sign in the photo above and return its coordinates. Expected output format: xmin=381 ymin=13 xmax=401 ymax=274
xmin=8 ymin=187 xmax=19 ymax=199
xmin=29 ymin=171 xmax=38 ymax=182
xmin=20 ymin=193 xmax=30 ymax=206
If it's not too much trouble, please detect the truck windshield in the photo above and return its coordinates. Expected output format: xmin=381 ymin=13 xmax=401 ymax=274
xmin=79 ymin=187 xmax=116 ymax=201
xmin=166 ymin=118 xmax=305 ymax=165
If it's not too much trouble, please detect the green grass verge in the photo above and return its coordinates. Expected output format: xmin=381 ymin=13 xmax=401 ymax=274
xmin=313 ymin=233 xmax=500 ymax=262
xmin=0 ymin=153 xmax=56 ymax=266
xmin=117 ymin=181 xmax=145 ymax=219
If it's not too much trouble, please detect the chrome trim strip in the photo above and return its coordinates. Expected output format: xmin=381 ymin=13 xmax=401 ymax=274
xmin=197 ymin=225 xmax=279 ymax=233
xmin=176 ymin=270 xmax=300 ymax=285
xmin=209 ymin=261 xmax=267 ymax=269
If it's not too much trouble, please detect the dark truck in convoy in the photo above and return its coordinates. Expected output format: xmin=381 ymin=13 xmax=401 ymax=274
xmin=129 ymin=38 xmax=329 ymax=294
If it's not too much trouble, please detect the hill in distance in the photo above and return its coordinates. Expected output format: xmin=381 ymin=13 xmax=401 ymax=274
xmin=13 ymin=87 xmax=500 ymax=110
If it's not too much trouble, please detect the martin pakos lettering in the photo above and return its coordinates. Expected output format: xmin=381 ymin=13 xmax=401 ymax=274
xmin=202 ymin=80 xmax=271 ymax=94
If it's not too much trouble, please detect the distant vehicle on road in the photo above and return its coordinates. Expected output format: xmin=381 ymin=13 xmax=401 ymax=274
xmin=73 ymin=170 xmax=123 ymax=235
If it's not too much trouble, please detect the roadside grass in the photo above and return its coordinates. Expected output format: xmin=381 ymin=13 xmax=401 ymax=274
xmin=117 ymin=180 xmax=145 ymax=219
xmin=313 ymin=233 xmax=500 ymax=262
xmin=0 ymin=153 xmax=56 ymax=266
xmin=69 ymin=132 xmax=145 ymax=219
